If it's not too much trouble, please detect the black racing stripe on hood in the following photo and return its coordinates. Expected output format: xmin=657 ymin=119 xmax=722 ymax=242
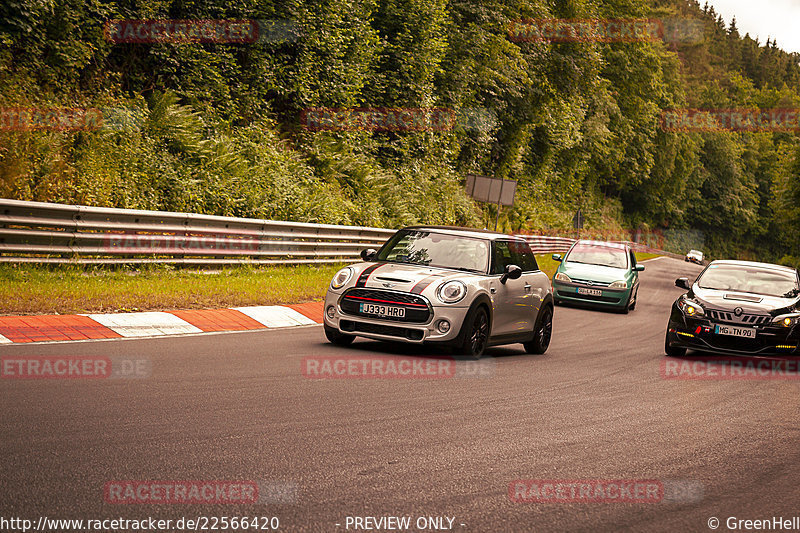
xmin=410 ymin=273 xmax=447 ymax=294
xmin=355 ymin=263 xmax=385 ymax=287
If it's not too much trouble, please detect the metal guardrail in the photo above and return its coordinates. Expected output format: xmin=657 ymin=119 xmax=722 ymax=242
xmin=0 ymin=199 xmax=676 ymax=265
xmin=0 ymin=199 xmax=396 ymax=265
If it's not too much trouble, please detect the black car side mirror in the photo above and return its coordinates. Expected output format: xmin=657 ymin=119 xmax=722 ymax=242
xmin=675 ymin=277 xmax=691 ymax=290
xmin=361 ymin=248 xmax=377 ymax=261
xmin=500 ymin=264 xmax=523 ymax=284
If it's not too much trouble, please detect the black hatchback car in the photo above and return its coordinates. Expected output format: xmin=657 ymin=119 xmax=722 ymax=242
xmin=665 ymin=260 xmax=800 ymax=357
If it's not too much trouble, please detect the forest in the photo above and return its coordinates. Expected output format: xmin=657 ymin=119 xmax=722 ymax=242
xmin=1 ymin=0 xmax=799 ymax=264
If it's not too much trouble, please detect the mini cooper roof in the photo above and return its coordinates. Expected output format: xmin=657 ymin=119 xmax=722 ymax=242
xmin=401 ymin=225 xmax=527 ymax=242
xmin=707 ymin=259 xmax=798 ymax=274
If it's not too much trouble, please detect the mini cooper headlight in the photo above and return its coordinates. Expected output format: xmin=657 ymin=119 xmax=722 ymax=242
xmin=437 ymin=280 xmax=467 ymax=304
xmin=773 ymin=315 xmax=799 ymax=327
xmin=330 ymin=267 xmax=353 ymax=290
xmin=554 ymin=272 xmax=571 ymax=283
xmin=609 ymin=280 xmax=628 ymax=289
xmin=678 ymin=298 xmax=705 ymax=317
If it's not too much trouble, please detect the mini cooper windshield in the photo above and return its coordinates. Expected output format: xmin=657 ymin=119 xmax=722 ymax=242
xmin=565 ymin=243 xmax=629 ymax=269
xmin=376 ymin=230 xmax=490 ymax=273
xmin=697 ymin=265 xmax=799 ymax=298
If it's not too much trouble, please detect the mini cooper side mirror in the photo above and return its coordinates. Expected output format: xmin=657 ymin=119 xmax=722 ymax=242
xmin=552 ymin=254 xmax=562 ymax=262
xmin=361 ymin=248 xmax=377 ymax=261
xmin=500 ymin=264 xmax=523 ymax=284
xmin=675 ymin=277 xmax=691 ymax=290
xmin=635 ymin=264 xmax=645 ymax=272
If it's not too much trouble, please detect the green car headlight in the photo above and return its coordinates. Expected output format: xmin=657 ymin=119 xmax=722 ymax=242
xmin=609 ymin=280 xmax=627 ymax=289
xmin=554 ymin=272 xmax=571 ymax=283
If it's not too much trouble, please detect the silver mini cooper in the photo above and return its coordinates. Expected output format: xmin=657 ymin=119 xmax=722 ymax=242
xmin=323 ymin=226 xmax=555 ymax=358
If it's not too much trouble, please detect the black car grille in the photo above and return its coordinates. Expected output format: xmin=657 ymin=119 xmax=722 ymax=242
xmin=707 ymin=309 xmax=770 ymax=325
xmin=705 ymin=335 xmax=765 ymax=352
xmin=340 ymin=288 xmax=431 ymax=323
xmin=339 ymin=320 xmax=425 ymax=341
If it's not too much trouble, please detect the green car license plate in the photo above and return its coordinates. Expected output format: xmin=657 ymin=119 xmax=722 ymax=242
xmin=577 ymin=287 xmax=603 ymax=297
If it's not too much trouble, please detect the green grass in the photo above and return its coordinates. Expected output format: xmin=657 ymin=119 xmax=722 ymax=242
xmin=0 ymin=263 xmax=346 ymax=315
xmin=0 ymin=251 xmax=661 ymax=315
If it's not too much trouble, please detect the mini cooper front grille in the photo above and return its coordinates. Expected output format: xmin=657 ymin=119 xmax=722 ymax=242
xmin=707 ymin=310 xmax=770 ymax=325
xmin=340 ymin=288 xmax=431 ymax=323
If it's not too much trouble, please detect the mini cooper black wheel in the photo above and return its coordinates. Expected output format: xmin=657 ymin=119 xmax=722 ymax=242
xmin=324 ymin=324 xmax=355 ymax=346
xmin=457 ymin=307 xmax=489 ymax=359
xmin=524 ymin=305 xmax=552 ymax=354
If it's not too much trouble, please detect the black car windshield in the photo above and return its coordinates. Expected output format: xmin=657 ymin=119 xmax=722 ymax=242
xmin=376 ymin=230 xmax=489 ymax=273
xmin=565 ymin=243 xmax=629 ymax=269
xmin=697 ymin=265 xmax=799 ymax=297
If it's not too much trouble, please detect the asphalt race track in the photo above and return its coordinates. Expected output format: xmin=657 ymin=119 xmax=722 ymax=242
xmin=2 ymin=257 xmax=800 ymax=532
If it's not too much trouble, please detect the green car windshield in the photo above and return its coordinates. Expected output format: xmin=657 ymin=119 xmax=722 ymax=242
xmin=376 ymin=230 xmax=489 ymax=273
xmin=565 ymin=243 xmax=629 ymax=269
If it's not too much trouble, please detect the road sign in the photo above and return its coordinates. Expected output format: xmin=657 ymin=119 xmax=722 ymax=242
xmin=465 ymin=174 xmax=517 ymax=206
xmin=572 ymin=210 xmax=585 ymax=230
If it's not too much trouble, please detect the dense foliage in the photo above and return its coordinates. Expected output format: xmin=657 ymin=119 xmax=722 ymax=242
xmin=0 ymin=0 xmax=799 ymax=262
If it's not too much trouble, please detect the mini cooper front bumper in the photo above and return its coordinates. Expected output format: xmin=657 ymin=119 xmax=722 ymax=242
xmin=323 ymin=287 xmax=470 ymax=344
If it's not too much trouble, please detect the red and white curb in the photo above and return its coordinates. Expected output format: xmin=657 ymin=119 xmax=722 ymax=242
xmin=0 ymin=302 xmax=323 ymax=344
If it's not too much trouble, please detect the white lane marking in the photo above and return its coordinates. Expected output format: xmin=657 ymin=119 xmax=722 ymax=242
xmin=87 ymin=312 xmax=202 ymax=337
xmin=233 ymin=306 xmax=317 ymax=328
xmin=641 ymin=256 xmax=664 ymax=262
xmin=0 ymin=333 xmax=12 ymax=344
xmin=0 ymin=323 xmax=321 ymax=346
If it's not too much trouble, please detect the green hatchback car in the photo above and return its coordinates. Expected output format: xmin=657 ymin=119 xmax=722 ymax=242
xmin=551 ymin=240 xmax=644 ymax=314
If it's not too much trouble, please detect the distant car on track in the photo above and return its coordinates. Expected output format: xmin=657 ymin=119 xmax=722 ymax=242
xmin=685 ymin=249 xmax=704 ymax=264
xmin=551 ymin=240 xmax=644 ymax=314
xmin=665 ymin=260 xmax=800 ymax=357
xmin=323 ymin=226 xmax=555 ymax=358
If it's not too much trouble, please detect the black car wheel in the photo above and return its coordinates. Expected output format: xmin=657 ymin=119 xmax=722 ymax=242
xmin=324 ymin=324 xmax=355 ymax=346
xmin=524 ymin=305 xmax=553 ymax=354
xmin=457 ymin=307 xmax=489 ymax=359
xmin=664 ymin=331 xmax=686 ymax=357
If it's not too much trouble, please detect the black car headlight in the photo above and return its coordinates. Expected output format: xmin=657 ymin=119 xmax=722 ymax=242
xmin=772 ymin=314 xmax=800 ymax=328
xmin=437 ymin=280 xmax=467 ymax=304
xmin=678 ymin=298 xmax=705 ymax=317
xmin=330 ymin=267 xmax=353 ymax=290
